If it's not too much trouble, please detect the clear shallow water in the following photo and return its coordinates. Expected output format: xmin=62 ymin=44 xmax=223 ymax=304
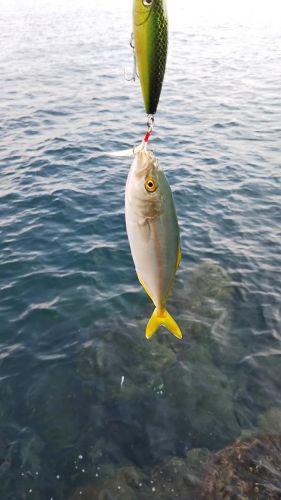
xmin=1 ymin=1 xmax=281 ymax=498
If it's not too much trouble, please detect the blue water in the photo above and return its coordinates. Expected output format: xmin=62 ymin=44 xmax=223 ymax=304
xmin=1 ymin=2 xmax=281 ymax=498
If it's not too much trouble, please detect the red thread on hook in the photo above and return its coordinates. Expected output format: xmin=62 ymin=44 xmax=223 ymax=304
xmin=144 ymin=130 xmax=152 ymax=143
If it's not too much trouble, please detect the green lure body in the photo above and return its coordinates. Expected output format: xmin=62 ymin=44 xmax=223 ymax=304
xmin=133 ymin=0 xmax=168 ymax=115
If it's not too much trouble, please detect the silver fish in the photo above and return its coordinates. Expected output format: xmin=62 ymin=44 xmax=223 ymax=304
xmin=125 ymin=143 xmax=182 ymax=339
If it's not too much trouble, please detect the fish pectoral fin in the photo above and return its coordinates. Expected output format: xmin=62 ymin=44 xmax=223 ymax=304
xmin=146 ymin=308 xmax=182 ymax=340
xmin=137 ymin=274 xmax=154 ymax=302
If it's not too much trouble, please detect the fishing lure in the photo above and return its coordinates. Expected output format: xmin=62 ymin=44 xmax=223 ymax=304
xmin=133 ymin=0 xmax=168 ymax=116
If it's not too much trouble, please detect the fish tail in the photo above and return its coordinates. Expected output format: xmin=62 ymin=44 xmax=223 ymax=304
xmin=146 ymin=308 xmax=182 ymax=340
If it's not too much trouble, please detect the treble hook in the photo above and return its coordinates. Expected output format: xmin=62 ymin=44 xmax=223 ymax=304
xmin=124 ymin=33 xmax=139 ymax=82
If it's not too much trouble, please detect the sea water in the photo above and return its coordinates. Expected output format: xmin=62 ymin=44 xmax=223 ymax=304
xmin=0 ymin=1 xmax=281 ymax=498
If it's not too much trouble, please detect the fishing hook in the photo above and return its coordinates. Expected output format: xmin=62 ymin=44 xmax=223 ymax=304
xmin=143 ymin=114 xmax=155 ymax=149
xmin=147 ymin=114 xmax=155 ymax=132
xmin=124 ymin=33 xmax=139 ymax=82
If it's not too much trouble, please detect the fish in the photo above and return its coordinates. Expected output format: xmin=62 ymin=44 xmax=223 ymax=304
xmin=133 ymin=0 xmax=168 ymax=115
xmin=125 ymin=143 xmax=182 ymax=339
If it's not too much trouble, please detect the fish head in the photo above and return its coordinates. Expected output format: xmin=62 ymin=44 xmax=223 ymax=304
xmin=126 ymin=149 xmax=164 ymax=219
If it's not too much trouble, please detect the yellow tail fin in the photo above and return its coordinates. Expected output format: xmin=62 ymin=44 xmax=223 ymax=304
xmin=146 ymin=309 xmax=182 ymax=340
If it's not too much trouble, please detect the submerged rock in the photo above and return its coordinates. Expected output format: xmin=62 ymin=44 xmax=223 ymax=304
xmin=234 ymin=354 xmax=281 ymax=429
xmin=70 ymin=465 xmax=145 ymax=500
xmin=156 ymin=262 xmax=240 ymax=449
xmin=199 ymin=435 xmax=281 ymax=499
xmin=0 ymin=425 xmax=44 ymax=476
xmin=76 ymin=334 xmax=177 ymax=404
xmin=0 ymin=425 xmax=49 ymax=500
xmin=0 ymin=383 xmax=15 ymax=426
xmin=173 ymin=260 xmax=238 ymax=356
xmin=161 ymin=349 xmax=240 ymax=449
xmin=257 ymin=407 xmax=281 ymax=435
xmin=0 ymin=425 xmax=15 ymax=475
xmin=76 ymin=260 xmax=240 ymax=455
xmin=24 ymin=365 xmax=85 ymax=453
xmin=239 ymin=406 xmax=281 ymax=442
xmin=69 ymin=448 xmax=212 ymax=500
xmin=176 ymin=260 xmax=233 ymax=315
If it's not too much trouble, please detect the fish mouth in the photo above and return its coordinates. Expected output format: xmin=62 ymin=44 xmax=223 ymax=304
xmin=135 ymin=152 xmax=158 ymax=180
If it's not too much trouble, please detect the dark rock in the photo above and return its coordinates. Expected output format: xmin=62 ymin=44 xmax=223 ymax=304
xmin=199 ymin=435 xmax=281 ymax=499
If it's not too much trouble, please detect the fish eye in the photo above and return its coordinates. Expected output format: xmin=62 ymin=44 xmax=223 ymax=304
xmin=145 ymin=177 xmax=157 ymax=193
xmin=143 ymin=0 xmax=153 ymax=6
